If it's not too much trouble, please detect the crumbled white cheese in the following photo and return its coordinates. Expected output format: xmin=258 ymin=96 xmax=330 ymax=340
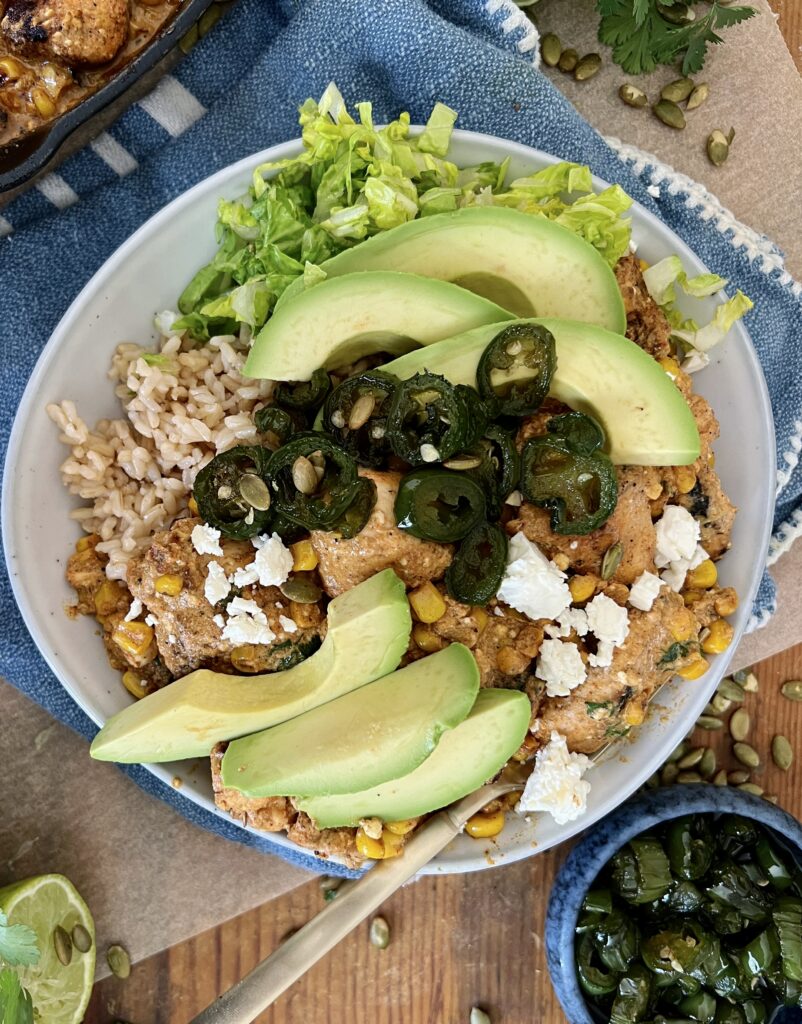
xmin=588 ymin=640 xmax=615 ymax=669
xmin=167 ymin=633 xmax=176 ymax=645
xmin=585 ymin=593 xmax=630 ymax=646
xmin=497 ymin=533 xmax=571 ymax=621
xmin=494 ymin=606 xmax=504 ymax=617
xmin=517 ymin=731 xmax=591 ymax=824
xmin=419 ymin=443 xmax=440 ymax=463
xmin=661 ymin=545 xmax=708 ymax=593
xmin=221 ymin=597 xmax=276 ymax=646
xmin=628 ymin=571 xmax=664 ymax=612
xmin=279 ymin=615 xmax=298 ymax=634
xmin=536 ymin=639 xmax=587 ymax=698
xmin=654 ymin=505 xmax=701 ymax=567
xmin=145 ymin=613 xmax=157 ymax=627
xmin=233 ymin=533 xmax=294 ymax=588
xmin=681 ymin=350 xmax=710 ymax=374
xmin=544 ymin=607 xmax=589 ymax=639
xmin=227 ymin=597 xmax=263 ymax=618
xmin=154 ymin=309 xmax=180 ymax=336
xmin=191 ymin=523 xmax=224 ymax=557
xmin=204 ymin=561 xmax=231 ymax=607
xmin=647 ymin=184 xmax=661 ymax=199
xmin=124 ymin=598 xmax=143 ymax=622
xmin=213 ymin=614 xmax=225 ymax=628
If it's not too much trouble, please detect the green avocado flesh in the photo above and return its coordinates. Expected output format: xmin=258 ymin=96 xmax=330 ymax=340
xmin=89 ymin=569 xmax=411 ymax=764
xmin=220 ymin=643 xmax=480 ymax=798
xmin=244 ymin=271 xmax=512 ymax=381
xmin=383 ymin=318 xmax=701 ymax=466
xmin=289 ymin=206 xmax=626 ymax=333
xmin=298 ymin=688 xmax=531 ymax=828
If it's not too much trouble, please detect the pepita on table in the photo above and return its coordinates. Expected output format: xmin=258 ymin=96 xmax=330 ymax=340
xmin=619 ymin=84 xmax=648 ymax=108
xmin=653 ymin=100 xmax=686 ymax=130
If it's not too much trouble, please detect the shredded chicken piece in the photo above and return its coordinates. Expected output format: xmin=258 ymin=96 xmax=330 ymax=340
xmin=2 ymin=0 xmax=129 ymax=64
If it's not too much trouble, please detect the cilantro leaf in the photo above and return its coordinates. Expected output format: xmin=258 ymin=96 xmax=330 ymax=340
xmin=0 ymin=969 xmax=34 ymax=1024
xmin=0 ymin=913 xmax=39 ymax=969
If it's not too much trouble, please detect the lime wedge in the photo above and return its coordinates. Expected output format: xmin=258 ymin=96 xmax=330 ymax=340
xmin=0 ymin=874 xmax=96 ymax=1024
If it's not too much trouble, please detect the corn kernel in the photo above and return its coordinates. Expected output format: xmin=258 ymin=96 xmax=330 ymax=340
xmin=290 ymin=539 xmax=318 ymax=572
xmin=709 ymin=452 xmax=716 ymax=468
xmin=381 ymin=829 xmax=405 ymax=858
xmin=702 ymin=618 xmax=734 ymax=655
xmin=31 ymin=87 xmax=56 ymax=118
xmin=471 ymin=606 xmax=489 ymax=633
xmin=112 ymin=621 xmax=155 ymax=659
xmin=677 ymin=655 xmax=710 ymax=680
xmin=714 ymin=588 xmax=739 ymax=617
xmin=155 ymin=573 xmax=184 ymax=596
xmin=75 ymin=535 xmax=94 ymax=553
xmin=646 ymin=480 xmax=664 ymax=500
xmin=355 ymin=828 xmax=385 ymax=860
xmin=686 ymin=559 xmax=717 ymax=590
xmin=411 ymin=623 xmax=445 ymax=653
xmin=94 ymin=580 xmax=126 ymax=617
xmin=674 ymin=466 xmax=697 ymax=494
xmin=466 ymin=810 xmax=505 ymax=839
xmin=623 ymin=703 xmax=646 ymax=726
xmin=638 ymin=258 xmax=649 ymax=271
xmin=659 ymin=357 xmax=681 ymax=376
xmin=0 ymin=57 xmax=24 ymax=80
xmin=230 ymin=645 xmax=259 ymax=673
xmin=188 ymin=496 xmax=199 ymax=515
xmin=408 ymin=582 xmax=447 ymax=624
xmin=569 ymin=575 xmax=596 ymax=604
xmin=683 ymin=589 xmax=704 ymax=606
xmin=670 ymin=607 xmax=697 ymax=643
xmin=385 ymin=819 xmax=417 ymax=836
xmin=121 ymin=670 xmax=147 ymax=700
xmin=496 ymin=646 xmax=530 ymax=676
xmin=552 ymin=553 xmax=570 ymax=571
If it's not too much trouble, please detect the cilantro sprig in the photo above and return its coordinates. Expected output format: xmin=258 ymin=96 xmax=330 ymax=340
xmin=0 ymin=910 xmax=39 ymax=1024
xmin=597 ymin=0 xmax=756 ymax=75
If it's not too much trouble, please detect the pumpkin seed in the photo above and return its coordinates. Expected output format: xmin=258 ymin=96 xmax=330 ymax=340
xmin=711 ymin=694 xmax=733 ymax=714
xmin=729 ymin=708 xmax=750 ymax=742
xmin=279 ymin=575 xmax=322 ymax=604
xmin=239 ymin=473 xmax=271 ymax=512
xmin=661 ymin=763 xmax=680 ymax=785
xmin=369 ymin=916 xmax=390 ymax=950
xmin=717 ymin=678 xmax=745 ymax=703
xmin=728 ymin=770 xmax=751 ymax=785
xmin=733 ymin=742 xmax=760 ymax=769
xmin=198 ymin=4 xmax=221 ymax=36
xmin=53 ymin=926 xmax=72 ymax=966
xmin=738 ymin=783 xmax=764 ymax=796
xmin=677 ymin=771 xmax=702 ymax=784
xmin=667 ymin=741 xmax=689 ymax=763
xmin=765 ymin=795 xmax=779 ymax=805
xmin=713 ymin=769 xmax=728 ymax=786
xmin=470 ymin=1010 xmax=492 ymax=1024
xmin=707 ymin=128 xmax=733 ymax=167
xmin=771 ymin=735 xmax=793 ymax=772
xmin=179 ymin=22 xmax=199 ymax=53
xmin=781 ymin=679 xmax=802 ymax=701
xmin=601 ymin=542 xmax=624 ymax=581
xmin=697 ymin=715 xmax=724 ymax=731
xmin=540 ymin=33 xmax=562 ymax=67
xmin=619 ymin=84 xmax=648 ymax=108
xmin=292 ymin=456 xmax=318 ymax=495
xmin=107 ymin=944 xmax=131 ymax=979
xmin=557 ymin=48 xmax=578 ymax=73
xmin=700 ymin=748 xmax=716 ymax=779
xmin=443 ymin=454 xmax=483 ymax=471
xmin=661 ymin=78 xmax=695 ymax=103
xmin=742 ymin=671 xmax=759 ymax=692
xmin=678 ymin=747 xmax=705 ymax=769
xmin=348 ymin=394 xmax=376 ymax=431
xmin=71 ymin=924 xmax=92 ymax=954
xmin=686 ymin=83 xmax=709 ymax=111
xmin=657 ymin=2 xmax=695 ymax=23
xmin=653 ymin=100 xmax=686 ymax=129
xmin=574 ymin=53 xmax=602 ymax=82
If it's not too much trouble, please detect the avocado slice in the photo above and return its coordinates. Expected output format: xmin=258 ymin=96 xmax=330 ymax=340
xmin=279 ymin=206 xmax=625 ymax=334
xmin=383 ymin=318 xmax=700 ymax=466
xmin=90 ymin=569 xmax=411 ymax=764
xmin=221 ymin=644 xmax=480 ymax=798
xmin=244 ymin=271 xmax=513 ymax=381
xmin=297 ymin=688 xmax=530 ymax=828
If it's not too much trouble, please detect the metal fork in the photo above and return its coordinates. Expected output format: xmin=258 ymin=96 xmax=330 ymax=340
xmin=187 ymin=781 xmax=523 ymax=1024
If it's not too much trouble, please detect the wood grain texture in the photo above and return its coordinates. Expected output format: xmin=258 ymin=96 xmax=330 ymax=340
xmin=83 ymin=8 xmax=802 ymax=1021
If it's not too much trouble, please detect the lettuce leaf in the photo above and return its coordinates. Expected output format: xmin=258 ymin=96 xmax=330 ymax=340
xmin=672 ymin=291 xmax=754 ymax=352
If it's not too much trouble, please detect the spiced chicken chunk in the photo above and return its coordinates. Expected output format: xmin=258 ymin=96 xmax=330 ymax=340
xmin=2 ymin=0 xmax=129 ymax=64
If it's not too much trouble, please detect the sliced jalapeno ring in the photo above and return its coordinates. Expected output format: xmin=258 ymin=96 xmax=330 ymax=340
xmin=476 ymin=323 xmax=556 ymax=417
xmin=274 ymin=369 xmax=331 ymax=411
xmin=322 ymin=370 xmax=398 ymax=467
xmin=387 ymin=372 xmax=472 ymax=465
xmin=394 ymin=468 xmax=485 ymax=543
xmin=468 ymin=425 xmax=520 ymax=519
xmin=445 ymin=521 xmax=507 ymax=606
xmin=576 ymin=933 xmax=620 ymax=997
xmin=267 ymin=432 xmax=359 ymax=530
xmin=610 ymin=963 xmax=653 ymax=1022
xmin=547 ymin=410 xmax=605 ymax=455
xmin=193 ymin=445 xmax=271 ymax=539
xmin=328 ymin=476 xmax=377 ymax=540
xmin=667 ymin=817 xmax=714 ymax=882
xmin=454 ymin=384 xmax=490 ymax=449
xmin=520 ymin=436 xmax=618 ymax=535
xmin=254 ymin=405 xmax=301 ymax=448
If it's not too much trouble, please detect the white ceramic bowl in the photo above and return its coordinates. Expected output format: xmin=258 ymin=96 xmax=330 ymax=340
xmin=3 ymin=130 xmax=775 ymax=874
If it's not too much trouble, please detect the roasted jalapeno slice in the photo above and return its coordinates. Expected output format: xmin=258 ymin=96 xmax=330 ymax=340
xmin=254 ymin=405 xmax=302 ymax=448
xmin=193 ymin=445 xmax=272 ymax=539
xmin=387 ymin=372 xmax=471 ymax=465
xmin=322 ymin=370 xmax=398 ymax=467
xmin=267 ymin=433 xmax=359 ymax=530
xmin=610 ymin=963 xmax=652 ymax=1022
xmin=520 ymin=436 xmax=618 ymax=535
xmin=445 ymin=521 xmax=508 ymax=606
xmin=547 ymin=410 xmax=605 ymax=455
xmin=576 ymin=933 xmax=620 ymax=997
xmin=328 ymin=476 xmax=377 ymax=540
xmin=274 ymin=369 xmax=332 ymax=412
xmin=667 ymin=817 xmax=714 ymax=882
xmin=476 ymin=323 xmax=556 ymax=417
xmin=394 ymin=468 xmax=485 ymax=543
xmin=459 ymin=425 xmax=520 ymax=519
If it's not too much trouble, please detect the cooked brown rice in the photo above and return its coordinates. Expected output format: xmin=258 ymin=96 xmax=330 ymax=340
xmin=47 ymin=324 xmax=274 ymax=581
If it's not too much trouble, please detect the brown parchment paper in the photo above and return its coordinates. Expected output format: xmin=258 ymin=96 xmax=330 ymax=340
xmin=1 ymin=0 xmax=801 ymax=976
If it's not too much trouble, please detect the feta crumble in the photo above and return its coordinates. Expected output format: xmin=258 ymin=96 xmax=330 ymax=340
xmin=145 ymin=613 xmax=157 ymax=627
xmin=279 ymin=615 xmax=298 ymax=634
xmin=660 ymin=545 xmax=707 ymax=593
xmin=124 ymin=598 xmax=143 ymax=622
xmin=191 ymin=523 xmax=224 ymax=557
xmin=654 ymin=505 xmax=700 ymax=567
xmin=585 ymin=593 xmax=630 ymax=646
xmin=628 ymin=571 xmax=664 ymax=612
xmin=535 ymin=639 xmax=587 ymax=698
xmin=221 ymin=598 xmax=276 ymax=646
xmin=588 ymin=640 xmax=615 ymax=669
xmin=544 ymin=607 xmax=589 ymax=639
xmin=213 ymin=614 xmax=225 ymax=628
xmin=517 ymin=731 xmax=591 ymax=824
xmin=232 ymin=532 xmax=293 ymax=588
xmin=204 ymin=561 xmax=231 ymax=606
xmin=497 ymin=533 xmax=571 ymax=621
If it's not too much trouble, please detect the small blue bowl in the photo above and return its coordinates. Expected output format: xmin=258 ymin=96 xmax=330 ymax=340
xmin=545 ymin=785 xmax=802 ymax=1024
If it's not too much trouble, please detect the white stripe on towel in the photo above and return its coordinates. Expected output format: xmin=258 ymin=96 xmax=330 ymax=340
xmin=36 ymin=174 xmax=79 ymax=209
xmin=0 ymin=215 xmax=12 ymax=238
xmin=90 ymin=132 xmax=138 ymax=176
xmin=138 ymin=75 xmax=206 ymax=137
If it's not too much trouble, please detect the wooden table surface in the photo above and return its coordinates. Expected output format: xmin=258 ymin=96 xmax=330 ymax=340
xmin=84 ymin=6 xmax=802 ymax=1021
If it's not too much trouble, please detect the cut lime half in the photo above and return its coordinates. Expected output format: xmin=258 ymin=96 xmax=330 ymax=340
xmin=0 ymin=874 xmax=96 ymax=1024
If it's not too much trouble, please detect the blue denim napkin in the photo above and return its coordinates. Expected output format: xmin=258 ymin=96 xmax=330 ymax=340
xmin=1 ymin=0 xmax=800 ymax=877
